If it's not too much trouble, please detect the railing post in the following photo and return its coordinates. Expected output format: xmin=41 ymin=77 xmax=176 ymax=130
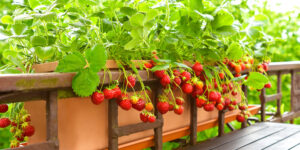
xmin=108 ymin=99 xmax=118 ymax=150
xmin=276 ymin=72 xmax=282 ymax=117
xmin=153 ymin=86 xmax=163 ymax=150
xmin=218 ymin=110 xmax=225 ymax=137
xmin=190 ymin=95 xmax=197 ymax=145
xmin=46 ymin=90 xmax=59 ymax=149
xmin=260 ymin=88 xmax=266 ymax=122
xmin=290 ymin=70 xmax=296 ymax=124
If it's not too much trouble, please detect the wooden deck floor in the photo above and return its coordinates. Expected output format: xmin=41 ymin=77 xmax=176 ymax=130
xmin=187 ymin=122 xmax=300 ymax=150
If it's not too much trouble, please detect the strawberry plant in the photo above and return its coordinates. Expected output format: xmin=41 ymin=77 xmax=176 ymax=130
xmin=0 ymin=0 xmax=278 ymax=148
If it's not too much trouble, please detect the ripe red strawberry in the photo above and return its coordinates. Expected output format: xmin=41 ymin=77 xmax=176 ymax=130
xmin=232 ymin=100 xmax=237 ymax=105
xmin=119 ymin=99 xmax=132 ymax=110
xmin=234 ymin=73 xmax=241 ymax=77
xmin=219 ymin=73 xmax=225 ymax=80
xmin=117 ymin=93 xmax=128 ymax=104
xmin=240 ymin=63 xmax=246 ymax=71
xmin=22 ymin=115 xmax=31 ymax=122
xmin=91 ymin=91 xmax=105 ymax=105
xmin=192 ymin=87 xmax=203 ymax=98
xmin=173 ymin=69 xmax=181 ymax=76
xmin=132 ymin=99 xmax=145 ymax=111
xmin=148 ymin=114 xmax=156 ymax=123
xmin=103 ymin=88 xmax=114 ymax=99
xmin=181 ymin=71 xmax=191 ymax=82
xmin=154 ymin=70 xmax=165 ymax=78
xmin=145 ymin=103 xmax=154 ymax=111
xmin=199 ymin=73 xmax=207 ymax=81
xmin=228 ymin=82 xmax=233 ymax=90
xmin=0 ymin=118 xmax=10 ymax=128
xmin=125 ymin=75 xmax=136 ymax=88
xmin=262 ymin=63 xmax=268 ymax=71
xmin=168 ymin=103 xmax=174 ymax=111
xmin=140 ymin=113 xmax=148 ymax=123
xmin=228 ymin=105 xmax=235 ymax=111
xmin=144 ymin=62 xmax=153 ymax=69
xmin=208 ymin=91 xmax=221 ymax=102
xmin=0 ymin=104 xmax=8 ymax=113
xmin=204 ymin=103 xmax=214 ymax=111
xmin=231 ymin=90 xmax=238 ymax=96
xmin=160 ymin=75 xmax=171 ymax=87
xmin=216 ymin=103 xmax=224 ymax=111
xmin=239 ymin=104 xmax=247 ymax=110
xmin=172 ymin=77 xmax=182 ymax=88
xmin=264 ymin=82 xmax=271 ymax=88
xmin=175 ymin=97 xmax=184 ymax=105
xmin=157 ymin=101 xmax=169 ymax=114
xmin=196 ymin=98 xmax=206 ymax=108
xmin=221 ymin=84 xmax=228 ymax=94
xmin=224 ymin=97 xmax=231 ymax=106
xmin=23 ymin=125 xmax=35 ymax=137
xmin=16 ymin=135 xmax=24 ymax=142
xmin=236 ymin=114 xmax=245 ymax=122
xmin=192 ymin=62 xmax=203 ymax=72
xmin=234 ymin=64 xmax=241 ymax=73
xmin=174 ymin=105 xmax=184 ymax=115
xmin=182 ymin=83 xmax=193 ymax=94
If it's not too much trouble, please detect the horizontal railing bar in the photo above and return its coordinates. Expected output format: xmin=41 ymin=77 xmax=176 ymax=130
xmin=0 ymin=70 xmax=156 ymax=93
xmin=10 ymin=141 xmax=56 ymax=150
xmin=114 ymin=119 xmax=163 ymax=137
xmin=264 ymin=93 xmax=282 ymax=102
xmin=0 ymin=90 xmax=49 ymax=104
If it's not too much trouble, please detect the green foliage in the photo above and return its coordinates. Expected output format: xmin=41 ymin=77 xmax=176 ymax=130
xmin=244 ymin=72 xmax=269 ymax=89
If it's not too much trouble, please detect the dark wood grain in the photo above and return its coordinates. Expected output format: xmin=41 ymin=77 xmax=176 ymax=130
xmin=108 ymin=99 xmax=119 ymax=150
xmin=115 ymin=119 xmax=163 ymax=137
xmin=190 ymin=95 xmax=197 ymax=145
xmin=239 ymin=128 xmax=300 ymax=150
xmin=153 ymin=86 xmax=163 ymax=150
xmin=46 ymin=91 xmax=59 ymax=149
xmin=0 ymin=90 xmax=49 ymax=104
xmin=218 ymin=110 xmax=225 ymax=137
xmin=264 ymin=131 xmax=300 ymax=150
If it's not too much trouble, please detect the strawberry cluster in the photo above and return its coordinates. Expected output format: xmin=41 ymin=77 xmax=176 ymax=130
xmin=0 ymin=104 xmax=34 ymax=148
xmin=91 ymin=74 xmax=157 ymax=123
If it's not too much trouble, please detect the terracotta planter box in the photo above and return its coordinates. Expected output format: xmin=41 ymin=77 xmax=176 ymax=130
xmin=22 ymin=61 xmax=241 ymax=150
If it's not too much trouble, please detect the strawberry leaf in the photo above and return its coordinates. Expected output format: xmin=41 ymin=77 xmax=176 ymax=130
xmin=226 ymin=42 xmax=243 ymax=61
xmin=244 ymin=72 xmax=268 ymax=89
xmin=150 ymin=64 xmax=169 ymax=72
xmin=72 ymin=68 xmax=100 ymax=97
xmin=55 ymin=51 xmax=86 ymax=73
xmin=212 ymin=9 xmax=234 ymax=29
xmin=85 ymin=44 xmax=107 ymax=72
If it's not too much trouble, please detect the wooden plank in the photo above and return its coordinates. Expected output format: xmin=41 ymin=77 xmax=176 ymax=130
xmin=108 ymin=99 xmax=119 ymax=150
xmin=0 ymin=90 xmax=48 ymax=104
xmin=187 ymin=123 xmax=269 ymax=150
xmin=264 ymin=131 xmax=300 ymax=150
xmin=290 ymin=143 xmax=300 ymax=150
xmin=0 ymin=70 xmax=156 ymax=92
xmin=9 ymin=142 xmax=56 ymax=150
xmin=264 ymin=93 xmax=282 ymax=102
xmin=212 ymin=126 xmax=285 ymax=150
xmin=276 ymin=72 xmax=282 ymax=117
xmin=239 ymin=128 xmax=300 ymax=150
xmin=46 ymin=91 xmax=59 ymax=149
xmin=260 ymin=88 xmax=266 ymax=121
xmin=218 ymin=110 xmax=225 ymax=137
xmin=190 ymin=95 xmax=197 ymax=145
xmin=118 ymin=105 xmax=261 ymax=150
xmin=115 ymin=119 xmax=163 ymax=137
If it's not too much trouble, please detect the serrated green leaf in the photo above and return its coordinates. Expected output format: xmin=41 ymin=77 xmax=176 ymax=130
xmin=130 ymin=13 xmax=145 ymax=27
xmin=31 ymin=36 xmax=47 ymax=47
xmin=247 ymin=27 xmax=261 ymax=39
xmin=34 ymin=46 xmax=56 ymax=60
xmin=145 ymin=9 xmax=159 ymax=22
xmin=72 ymin=68 xmax=100 ymax=97
xmin=14 ymin=14 xmax=33 ymax=22
xmin=203 ymin=67 xmax=213 ymax=79
xmin=150 ymin=64 xmax=170 ymax=72
xmin=216 ymin=25 xmax=239 ymax=36
xmin=244 ymin=72 xmax=268 ymax=89
xmin=190 ymin=0 xmax=204 ymax=12
xmin=226 ymin=42 xmax=243 ymax=61
xmin=120 ymin=7 xmax=137 ymax=16
xmin=124 ymin=38 xmax=141 ymax=50
xmin=1 ymin=15 xmax=13 ymax=24
xmin=12 ymin=24 xmax=27 ymax=35
xmin=32 ymin=12 xmax=57 ymax=22
xmin=194 ymin=11 xmax=214 ymax=21
xmin=212 ymin=9 xmax=234 ymax=29
xmin=85 ymin=44 xmax=107 ymax=72
xmin=253 ymin=14 xmax=269 ymax=26
xmin=173 ymin=62 xmax=190 ymax=69
xmin=55 ymin=52 xmax=86 ymax=72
